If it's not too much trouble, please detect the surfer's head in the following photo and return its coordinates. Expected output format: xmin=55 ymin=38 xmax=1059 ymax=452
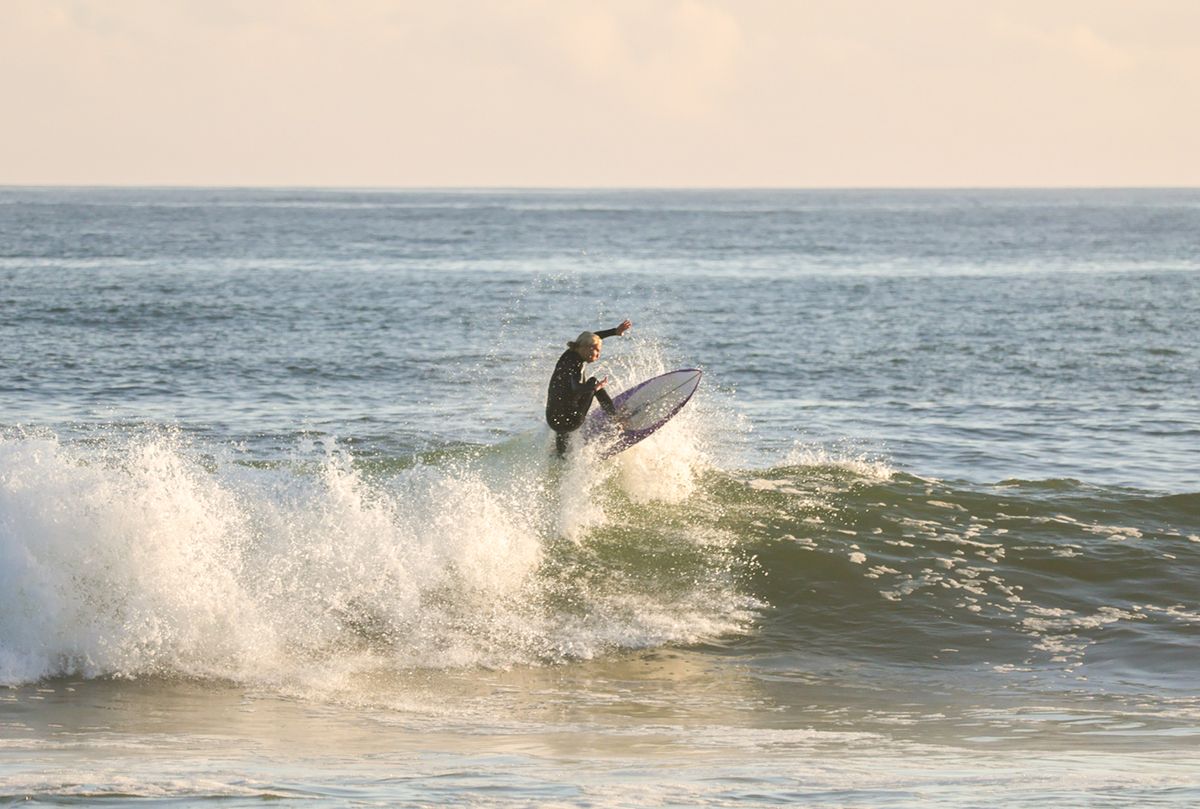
xmin=569 ymin=332 xmax=602 ymax=362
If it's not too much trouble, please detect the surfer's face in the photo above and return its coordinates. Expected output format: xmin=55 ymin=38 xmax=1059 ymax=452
xmin=578 ymin=342 xmax=601 ymax=362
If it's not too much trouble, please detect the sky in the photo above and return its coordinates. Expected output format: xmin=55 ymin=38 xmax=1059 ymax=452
xmin=2 ymin=0 xmax=1197 ymax=187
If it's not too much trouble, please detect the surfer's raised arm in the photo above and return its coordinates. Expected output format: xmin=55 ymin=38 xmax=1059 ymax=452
xmin=597 ymin=320 xmax=633 ymax=339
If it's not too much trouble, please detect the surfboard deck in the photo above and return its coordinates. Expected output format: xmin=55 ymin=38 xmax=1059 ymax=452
xmin=583 ymin=368 xmax=702 ymax=458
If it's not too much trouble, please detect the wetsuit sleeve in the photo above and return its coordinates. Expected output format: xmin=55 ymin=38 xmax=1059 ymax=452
xmin=595 ymin=327 xmax=621 ymax=340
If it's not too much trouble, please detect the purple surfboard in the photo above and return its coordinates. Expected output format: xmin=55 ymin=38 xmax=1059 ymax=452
xmin=583 ymin=369 xmax=703 ymax=459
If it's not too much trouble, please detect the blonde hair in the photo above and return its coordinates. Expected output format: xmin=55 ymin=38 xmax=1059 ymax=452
xmin=568 ymin=331 xmax=601 ymax=351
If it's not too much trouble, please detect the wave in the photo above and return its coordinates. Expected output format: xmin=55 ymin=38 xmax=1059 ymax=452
xmin=1 ymin=419 xmax=1196 ymax=693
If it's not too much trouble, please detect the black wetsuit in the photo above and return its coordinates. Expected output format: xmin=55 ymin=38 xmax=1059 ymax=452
xmin=545 ymin=327 xmax=620 ymax=456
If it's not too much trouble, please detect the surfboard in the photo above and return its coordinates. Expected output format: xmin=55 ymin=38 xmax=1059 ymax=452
xmin=583 ymin=368 xmax=702 ymax=458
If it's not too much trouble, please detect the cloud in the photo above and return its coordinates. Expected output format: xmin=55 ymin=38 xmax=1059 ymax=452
xmin=990 ymin=14 xmax=1139 ymax=73
xmin=1067 ymin=24 xmax=1137 ymax=72
xmin=552 ymin=0 xmax=745 ymax=119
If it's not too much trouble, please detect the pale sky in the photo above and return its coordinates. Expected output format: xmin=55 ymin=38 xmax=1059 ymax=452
xmin=2 ymin=0 xmax=1197 ymax=187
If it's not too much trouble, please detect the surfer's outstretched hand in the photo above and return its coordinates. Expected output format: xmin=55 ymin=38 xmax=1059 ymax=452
xmin=615 ymin=319 xmax=632 ymax=336
xmin=596 ymin=376 xmax=608 ymax=390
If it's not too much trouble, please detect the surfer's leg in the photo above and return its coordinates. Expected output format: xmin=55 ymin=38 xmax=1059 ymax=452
xmin=549 ymin=402 xmax=587 ymax=458
xmin=595 ymin=388 xmax=617 ymax=417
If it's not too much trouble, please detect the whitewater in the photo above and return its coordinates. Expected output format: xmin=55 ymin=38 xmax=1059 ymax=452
xmin=1 ymin=188 xmax=1198 ymax=806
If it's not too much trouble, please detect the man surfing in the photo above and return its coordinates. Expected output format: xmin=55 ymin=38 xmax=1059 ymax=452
xmin=545 ymin=319 xmax=632 ymax=457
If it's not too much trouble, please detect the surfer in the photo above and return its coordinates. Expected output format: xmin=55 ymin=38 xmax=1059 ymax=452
xmin=546 ymin=319 xmax=632 ymax=457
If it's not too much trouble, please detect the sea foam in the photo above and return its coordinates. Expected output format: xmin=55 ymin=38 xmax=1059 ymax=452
xmin=0 ymin=425 xmax=752 ymax=688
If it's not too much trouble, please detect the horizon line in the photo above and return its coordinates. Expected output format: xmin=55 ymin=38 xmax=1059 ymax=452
xmin=3 ymin=184 xmax=1199 ymax=193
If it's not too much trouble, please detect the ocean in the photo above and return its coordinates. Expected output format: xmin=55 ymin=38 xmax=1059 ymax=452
xmin=1 ymin=187 xmax=1198 ymax=806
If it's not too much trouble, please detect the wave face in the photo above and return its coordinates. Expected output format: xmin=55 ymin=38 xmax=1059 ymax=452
xmin=727 ymin=461 xmax=1199 ymax=687
xmin=2 ymin=424 xmax=1196 ymax=696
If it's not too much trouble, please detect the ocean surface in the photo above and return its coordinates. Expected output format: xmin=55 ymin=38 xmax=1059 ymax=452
xmin=1 ymin=187 xmax=1198 ymax=806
